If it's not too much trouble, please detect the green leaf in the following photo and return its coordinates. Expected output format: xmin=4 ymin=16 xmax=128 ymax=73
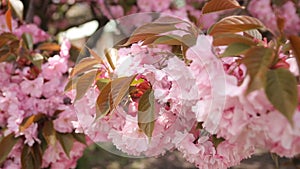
xmin=208 ymin=15 xmax=265 ymax=35
xmin=221 ymin=42 xmax=250 ymax=57
xmin=42 ymin=121 xmax=56 ymax=146
xmin=244 ymin=29 xmax=263 ymax=40
xmin=56 ymin=132 xmax=74 ymax=158
xmin=138 ymin=89 xmax=155 ymax=138
xmin=0 ymin=133 xmax=19 ymax=165
xmin=75 ymin=69 xmax=97 ymax=101
xmin=31 ymin=53 xmax=44 ymax=69
xmin=212 ymin=135 xmax=225 ymax=148
xmin=202 ymin=0 xmax=241 ymax=14
xmin=130 ymin=78 xmax=145 ymax=86
xmin=22 ymin=33 xmax=33 ymax=50
xmin=72 ymin=132 xmax=86 ymax=145
xmin=242 ymin=47 xmax=275 ymax=93
xmin=265 ymin=68 xmax=298 ymax=125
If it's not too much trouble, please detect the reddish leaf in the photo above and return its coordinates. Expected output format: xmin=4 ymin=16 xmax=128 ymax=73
xmin=5 ymin=6 xmax=12 ymax=32
xmin=202 ymin=0 xmax=241 ymax=14
xmin=96 ymin=81 xmax=112 ymax=118
xmin=75 ymin=69 xmax=97 ymax=101
xmin=19 ymin=113 xmax=45 ymax=132
xmin=37 ymin=42 xmax=61 ymax=51
xmin=96 ymin=75 xmax=136 ymax=119
xmin=70 ymin=57 xmax=100 ymax=77
xmin=208 ymin=15 xmax=265 ymax=35
xmin=213 ymin=33 xmax=257 ymax=46
xmin=289 ymin=35 xmax=300 ymax=76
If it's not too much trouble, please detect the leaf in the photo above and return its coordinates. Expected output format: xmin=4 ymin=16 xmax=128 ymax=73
xmin=96 ymin=75 xmax=137 ymax=119
xmin=131 ymin=78 xmax=145 ymax=86
xmin=138 ymin=89 xmax=155 ymax=138
xmin=37 ymin=42 xmax=61 ymax=51
xmin=265 ymin=68 xmax=298 ymax=125
xmin=56 ymin=132 xmax=74 ymax=158
xmin=75 ymin=70 xmax=97 ymax=101
xmin=96 ymin=79 xmax=110 ymax=91
xmin=202 ymin=0 xmax=241 ymax=14
xmin=242 ymin=47 xmax=275 ymax=93
xmin=22 ymin=33 xmax=33 ymax=50
xmin=110 ymin=75 xmax=137 ymax=110
xmin=64 ymin=77 xmax=78 ymax=92
xmin=0 ymin=33 xmax=18 ymax=48
xmin=221 ymin=42 xmax=250 ymax=57
xmin=0 ymin=133 xmax=19 ymax=165
xmin=21 ymin=144 xmax=42 ymax=169
xmin=288 ymin=35 xmax=300 ymax=76
xmin=72 ymin=133 xmax=86 ymax=145
xmin=31 ymin=53 xmax=44 ymax=69
xmin=19 ymin=113 xmax=45 ymax=132
xmin=208 ymin=15 xmax=265 ymax=36
xmin=87 ymin=47 xmax=106 ymax=64
xmin=5 ymin=6 xmax=12 ymax=32
xmin=104 ymin=48 xmax=116 ymax=70
xmin=153 ymin=16 xmax=186 ymax=25
xmin=123 ymin=22 xmax=178 ymax=46
xmin=96 ymin=82 xmax=112 ymax=118
xmin=42 ymin=121 xmax=56 ymax=146
xmin=244 ymin=29 xmax=263 ymax=40
xmin=276 ymin=17 xmax=285 ymax=34
xmin=212 ymin=135 xmax=225 ymax=148
xmin=70 ymin=57 xmax=100 ymax=77
xmin=9 ymin=0 xmax=23 ymax=20
xmin=213 ymin=33 xmax=257 ymax=46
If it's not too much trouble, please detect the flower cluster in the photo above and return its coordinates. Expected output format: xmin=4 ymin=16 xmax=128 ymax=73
xmin=248 ymin=0 xmax=300 ymax=35
xmin=0 ymin=14 xmax=86 ymax=169
xmin=71 ymin=18 xmax=300 ymax=169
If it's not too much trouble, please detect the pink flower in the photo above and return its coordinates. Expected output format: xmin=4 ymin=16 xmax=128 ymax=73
xmin=137 ymin=0 xmax=153 ymax=12
xmin=53 ymin=107 xmax=77 ymax=133
xmin=14 ymin=24 xmax=50 ymax=44
xmin=19 ymin=123 xmax=40 ymax=146
xmin=20 ymin=76 xmax=44 ymax=98
xmin=42 ymin=55 xmax=68 ymax=80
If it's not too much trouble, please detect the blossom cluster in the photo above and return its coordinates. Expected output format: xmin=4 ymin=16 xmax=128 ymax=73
xmin=73 ymin=32 xmax=300 ymax=169
xmin=0 ymin=14 xmax=86 ymax=169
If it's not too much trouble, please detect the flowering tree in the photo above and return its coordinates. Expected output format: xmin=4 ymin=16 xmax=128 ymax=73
xmin=1 ymin=0 xmax=300 ymax=169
